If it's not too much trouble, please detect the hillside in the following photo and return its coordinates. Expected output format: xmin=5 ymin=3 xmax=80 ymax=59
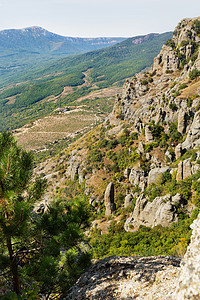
xmin=32 ymin=15 xmax=200 ymax=266
xmin=0 ymin=31 xmax=172 ymax=146
xmin=0 ymin=26 xmax=125 ymax=87
xmin=1 ymin=17 xmax=200 ymax=299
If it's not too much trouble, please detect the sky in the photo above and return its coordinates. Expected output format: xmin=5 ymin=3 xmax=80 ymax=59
xmin=1 ymin=0 xmax=200 ymax=37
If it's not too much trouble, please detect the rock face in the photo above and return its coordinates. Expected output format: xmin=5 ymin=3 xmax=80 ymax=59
xmin=124 ymin=194 xmax=133 ymax=208
xmin=148 ymin=167 xmax=170 ymax=185
xmin=182 ymin=111 xmax=200 ymax=149
xmin=129 ymin=168 xmax=147 ymax=190
xmin=64 ymin=256 xmax=181 ymax=300
xmin=175 ymin=213 xmax=200 ymax=299
xmin=104 ymin=183 xmax=116 ymax=216
xmin=124 ymin=193 xmax=181 ymax=231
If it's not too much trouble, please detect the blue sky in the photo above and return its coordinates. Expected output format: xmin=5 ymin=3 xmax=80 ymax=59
xmin=1 ymin=0 xmax=200 ymax=37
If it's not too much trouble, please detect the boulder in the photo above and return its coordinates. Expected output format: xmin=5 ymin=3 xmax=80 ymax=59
xmin=145 ymin=126 xmax=154 ymax=142
xmin=129 ymin=168 xmax=147 ymax=190
xmin=175 ymin=144 xmax=183 ymax=159
xmin=104 ymin=183 xmax=116 ymax=216
xmin=148 ymin=166 xmax=170 ymax=185
xmin=124 ymin=193 xmax=181 ymax=231
xmin=176 ymin=159 xmax=192 ymax=181
xmin=124 ymin=194 xmax=133 ymax=208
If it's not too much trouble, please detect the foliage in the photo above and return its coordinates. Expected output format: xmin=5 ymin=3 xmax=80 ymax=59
xmin=189 ymin=68 xmax=200 ymax=80
xmin=0 ymin=132 xmax=91 ymax=297
xmin=89 ymin=217 xmax=193 ymax=259
xmin=165 ymin=39 xmax=175 ymax=49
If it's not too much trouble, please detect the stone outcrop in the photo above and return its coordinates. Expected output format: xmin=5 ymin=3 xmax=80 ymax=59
xmin=182 ymin=111 xmax=200 ymax=149
xmin=104 ymin=183 xmax=116 ymax=216
xmin=124 ymin=194 xmax=133 ymax=208
xmin=176 ymin=159 xmax=196 ymax=181
xmin=148 ymin=167 xmax=169 ymax=185
xmin=129 ymin=168 xmax=147 ymax=190
xmin=124 ymin=193 xmax=181 ymax=231
xmin=174 ymin=213 xmax=200 ymax=299
xmin=64 ymin=256 xmax=181 ymax=300
xmin=145 ymin=125 xmax=154 ymax=142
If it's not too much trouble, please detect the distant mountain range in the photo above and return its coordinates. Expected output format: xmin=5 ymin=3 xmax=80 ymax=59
xmin=0 ymin=26 xmax=126 ymax=55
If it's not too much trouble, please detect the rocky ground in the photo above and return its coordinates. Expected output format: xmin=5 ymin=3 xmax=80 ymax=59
xmin=64 ymin=256 xmax=181 ymax=300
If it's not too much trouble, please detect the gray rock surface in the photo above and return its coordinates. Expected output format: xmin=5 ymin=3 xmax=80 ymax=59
xmin=148 ymin=167 xmax=169 ymax=185
xmin=124 ymin=193 xmax=181 ymax=231
xmin=175 ymin=213 xmax=200 ymax=299
xmin=124 ymin=194 xmax=133 ymax=208
xmin=64 ymin=256 xmax=181 ymax=300
xmin=104 ymin=183 xmax=116 ymax=216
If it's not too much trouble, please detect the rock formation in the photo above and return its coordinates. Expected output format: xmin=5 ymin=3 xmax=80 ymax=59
xmin=104 ymin=182 xmax=116 ymax=216
xmin=175 ymin=213 xmax=200 ymax=299
xmin=124 ymin=193 xmax=181 ymax=231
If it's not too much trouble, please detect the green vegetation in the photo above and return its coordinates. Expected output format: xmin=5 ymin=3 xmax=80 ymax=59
xmin=89 ymin=216 xmax=195 ymax=259
xmin=0 ymin=132 xmax=91 ymax=298
xmin=0 ymin=32 xmax=172 ymax=132
xmin=189 ymin=68 xmax=200 ymax=80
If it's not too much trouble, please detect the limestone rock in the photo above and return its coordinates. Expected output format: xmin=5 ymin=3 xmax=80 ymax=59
xmin=178 ymin=109 xmax=187 ymax=134
xmin=124 ymin=167 xmax=131 ymax=178
xmin=148 ymin=167 xmax=170 ymax=185
xmin=176 ymin=159 xmax=192 ymax=181
xmin=124 ymin=194 xmax=133 ymax=208
xmin=182 ymin=111 xmax=200 ymax=149
xmin=124 ymin=193 xmax=181 ymax=231
xmin=175 ymin=144 xmax=183 ymax=159
xmin=70 ymin=151 xmax=79 ymax=181
xmin=145 ymin=126 xmax=154 ymax=142
xmin=65 ymin=256 xmax=181 ymax=300
xmin=129 ymin=168 xmax=147 ymax=190
xmin=175 ymin=213 xmax=200 ymax=299
xmin=104 ymin=183 xmax=116 ymax=216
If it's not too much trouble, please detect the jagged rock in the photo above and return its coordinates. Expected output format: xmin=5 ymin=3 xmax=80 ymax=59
xmin=104 ymin=183 xmax=116 ymax=216
xmin=152 ymin=44 xmax=180 ymax=74
xmin=148 ymin=166 xmax=169 ymax=185
xmin=178 ymin=109 xmax=187 ymax=134
xmin=175 ymin=213 xmax=200 ymax=299
xmin=175 ymin=144 xmax=183 ymax=159
xmin=70 ymin=151 xmax=79 ymax=181
xmin=124 ymin=193 xmax=181 ymax=231
xmin=146 ymin=152 xmax=151 ymax=160
xmin=182 ymin=111 xmax=200 ymax=149
xmin=65 ymin=256 xmax=181 ymax=300
xmin=145 ymin=126 xmax=154 ymax=142
xmin=129 ymin=168 xmax=147 ymax=190
xmin=176 ymin=161 xmax=183 ymax=182
xmin=78 ymin=167 xmax=85 ymax=184
xmin=124 ymin=167 xmax=131 ymax=178
xmin=165 ymin=150 xmax=173 ymax=163
xmin=138 ymin=142 xmax=145 ymax=154
xmin=124 ymin=194 xmax=133 ymax=208
xmin=176 ymin=159 xmax=192 ymax=181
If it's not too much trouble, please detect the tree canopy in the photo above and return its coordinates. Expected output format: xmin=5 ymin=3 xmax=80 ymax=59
xmin=0 ymin=132 xmax=91 ymax=298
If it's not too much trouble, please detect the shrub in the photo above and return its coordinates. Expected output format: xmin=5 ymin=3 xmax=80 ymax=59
xmin=189 ymin=69 xmax=200 ymax=80
xmin=165 ymin=39 xmax=176 ymax=49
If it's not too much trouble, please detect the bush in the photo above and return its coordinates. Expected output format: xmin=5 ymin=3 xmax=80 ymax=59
xmin=165 ymin=39 xmax=175 ymax=49
xmin=189 ymin=69 xmax=200 ymax=80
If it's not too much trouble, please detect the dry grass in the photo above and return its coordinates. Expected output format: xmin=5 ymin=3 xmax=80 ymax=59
xmin=14 ymin=111 xmax=97 ymax=150
xmin=178 ymin=80 xmax=200 ymax=99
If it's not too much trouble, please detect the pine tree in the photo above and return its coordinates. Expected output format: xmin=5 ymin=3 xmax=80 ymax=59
xmin=0 ymin=132 xmax=91 ymax=297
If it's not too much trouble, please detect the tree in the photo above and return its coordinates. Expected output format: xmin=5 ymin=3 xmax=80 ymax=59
xmin=0 ymin=132 xmax=91 ymax=298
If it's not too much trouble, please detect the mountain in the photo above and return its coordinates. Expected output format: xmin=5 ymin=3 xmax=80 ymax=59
xmin=0 ymin=31 xmax=172 ymax=134
xmin=0 ymin=26 xmax=126 ymax=87
xmin=0 ymin=26 xmax=125 ymax=55
xmin=29 ymin=16 xmax=200 ymax=298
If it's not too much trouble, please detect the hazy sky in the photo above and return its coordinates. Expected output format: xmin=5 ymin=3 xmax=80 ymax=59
xmin=1 ymin=0 xmax=200 ymax=37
